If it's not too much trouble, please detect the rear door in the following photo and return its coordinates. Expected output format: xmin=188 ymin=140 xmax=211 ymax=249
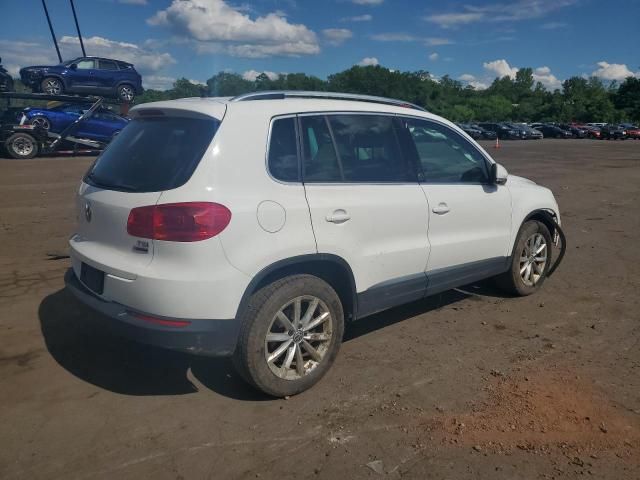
xmin=95 ymin=59 xmax=120 ymax=91
xmin=301 ymin=113 xmax=430 ymax=317
xmin=397 ymin=116 xmax=512 ymax=294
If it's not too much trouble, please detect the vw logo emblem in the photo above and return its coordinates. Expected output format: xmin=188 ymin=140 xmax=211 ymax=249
xmin=84 ymin=201 xmax=92 ymax=223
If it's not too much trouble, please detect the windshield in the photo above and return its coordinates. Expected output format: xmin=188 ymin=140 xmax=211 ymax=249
xmin=84 ymin=115 xmax=220 ymax=193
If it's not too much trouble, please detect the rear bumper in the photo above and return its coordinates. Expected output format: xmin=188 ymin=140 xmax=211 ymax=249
xmin=64 ymin=268 xmax=241 ymax=356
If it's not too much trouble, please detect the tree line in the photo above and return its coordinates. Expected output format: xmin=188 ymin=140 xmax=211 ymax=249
xmin=138 ymin=65 xmax=640 ymax=123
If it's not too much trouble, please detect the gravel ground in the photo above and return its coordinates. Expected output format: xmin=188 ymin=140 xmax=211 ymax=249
xmin=0 ymin=139 xmax=639 ymax=479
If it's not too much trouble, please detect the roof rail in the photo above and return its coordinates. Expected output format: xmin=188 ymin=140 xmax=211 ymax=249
xmin=229 ymin=90 xmax=427 ymax=112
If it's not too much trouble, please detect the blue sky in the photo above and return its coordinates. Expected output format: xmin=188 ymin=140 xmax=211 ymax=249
xmin=1 ymin=0 xmax=639 ymax=90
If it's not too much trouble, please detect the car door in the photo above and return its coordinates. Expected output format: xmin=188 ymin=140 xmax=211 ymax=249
xmin=68 ymin=59 xmax=98 ymax=92
xmin=95 ymin=59 xmax=120 ymax=91
xmin=301 ymin=113 xmax=430 ymax=318
xmin=397 ymin=116 xmax=512 ymax=295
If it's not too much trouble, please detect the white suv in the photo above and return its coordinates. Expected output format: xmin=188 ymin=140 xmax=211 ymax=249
xmin=65 ymin=91 xmax=562 ymax=397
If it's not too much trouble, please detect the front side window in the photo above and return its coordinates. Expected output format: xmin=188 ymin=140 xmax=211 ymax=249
xmin=268 ymin=117 xmax=299 ymax=182
xmin=400 ymin=117 xmax=489 ymax=183
xmin=75 ymin=59 xmax=95 ymax=70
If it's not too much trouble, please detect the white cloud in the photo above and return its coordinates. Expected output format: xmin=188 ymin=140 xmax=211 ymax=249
xmin=458 ymin=73 xmax=488 ymax=90
xmin=424 ymin=12 xmax=484 ymax=28
xmin=483 ymin=59 xmax=519 ymax=79
xmin=532 ymin=66 xmax=562 ymax=90
xmin=358 ymin=57 xmax=379 ymax=66
xmin=341 ymin=14 xmax=372 ymax=22
xmin=0 ymin=40 xmax=56 ymax=76
xmin=322 ymin=28 xmax=353 ymax=46
xmin=425 ymin=0 xmax=577 ymax=27
xmin=352 ymin=0 xmax=383 ymax=4
xmin=428 ymin=52 xmax=439 ymax=61
xmin=144 ymin=75 xmax=176 ymax=90
xmin=371 ymin=33 xmax=453 ymax=46
xmin=148 ymin=0 xmax=319 ymax=58
xmin=242 ymin=70 xmax=280 ymax=81
xmin=591 ymin=61 xmax=640 ymax=81
xmin=59 ymin=36 xmax=176 ymax=74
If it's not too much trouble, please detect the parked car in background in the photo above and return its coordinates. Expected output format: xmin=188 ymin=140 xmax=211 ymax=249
xmin=0 ymin=57 xmax=14 ymax=92
xmin=559 ymin=124 xmax=587 ymax=138
xmin=532 ymin=124 xmax=573 ymax=139
xmin=510 ymin=123 xmax=543 ymax=140
xmin=600 ymin=124 xmax=627 ymax=140
xmin=20 ymin=103 xmax=128 ymax=143
xmin=20 ymin=57 xmax=143 ymax=102
xmin=582 ymin=125 xmax=601 ymax=139
xmin=620 ymin=124 xmax=640 ymax=139
xmin=456 ymin=123 xmax=482 ymax=139
xmin=468 ymin=124 xmax=497 ymax=140
xmin=477 ymin=122 xmax=521 ymax=139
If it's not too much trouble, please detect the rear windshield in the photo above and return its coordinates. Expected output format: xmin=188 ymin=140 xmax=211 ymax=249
xmin=84 ymin=116 xmax=219 ymax=192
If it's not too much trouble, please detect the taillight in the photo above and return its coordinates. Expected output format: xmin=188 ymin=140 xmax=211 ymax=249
xmin=127 ymin=202 xmax=231 ymax=242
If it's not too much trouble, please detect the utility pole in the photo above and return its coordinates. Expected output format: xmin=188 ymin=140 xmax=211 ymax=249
xmin=69 ymin=0 xmax=86 ymax=57
xmin=41 ymin=0 xmax=62 ymax=63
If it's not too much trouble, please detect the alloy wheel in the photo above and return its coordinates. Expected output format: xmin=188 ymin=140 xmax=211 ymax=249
xmin=43 ymin=79 xmax=62 ymax=95
xmin=264 ymin=295 xmax=333 ymax=380
xmin=31 ymin=117 xmax=50 ymax=130
xmin=519 ymin=233 xmax=548 ymax=286
xmin=120 ymin=86 xmax=134 ymax=102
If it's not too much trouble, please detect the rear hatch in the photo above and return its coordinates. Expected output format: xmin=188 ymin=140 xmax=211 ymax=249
xmin=72 ymin=107 xmax=223 ymax=280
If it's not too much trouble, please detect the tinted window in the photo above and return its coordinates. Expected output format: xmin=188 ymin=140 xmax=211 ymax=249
xmin=98 ymin=60 xmax=118 ymax=71
xmin=268 ymin=117 xmax=299 ymax=182
xmin=328 ymin=115 xmax=414 ymax=182
xmin=76 ymin=59 xmax=95 ymax=69
xmin=400 ymin=118 xmax=489 ymax=183
xmin=85 ymin=116 xmax=219 ymax=192
xmin=301 ymin=116 xmax=342 ymax=182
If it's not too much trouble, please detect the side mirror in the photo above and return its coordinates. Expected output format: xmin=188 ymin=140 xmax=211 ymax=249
xmin=490 ymin=163 xmax=508 ymax=185
xmin=69 ymin=63 xmax=78 ymax=70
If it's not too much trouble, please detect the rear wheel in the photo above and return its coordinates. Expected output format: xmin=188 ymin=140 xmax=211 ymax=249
xmin=5 ymin=132 xmax=39 ymax=159
xmin=233 ymin=274 xmax=344 ymax=397
xmin=41 ymin=77 xmax=63 ymax=95
xmin=117 ymin=84 xmax=135 ymax=103
xmin=496 ymin=220 xmax=552 ymax=296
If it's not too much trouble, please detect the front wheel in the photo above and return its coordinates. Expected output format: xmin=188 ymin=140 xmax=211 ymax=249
xmin=29 ymin=116 xmax=51 ymax=130
xmin=495 ymin=220 xmax=552 ymax=296
xmin=41 ymin=77 xmax=63 ymax=95
xmin=233 ymin=274 xmax=344 ymax=397
xmin=5 ymin=132 xmax=39 ymax=159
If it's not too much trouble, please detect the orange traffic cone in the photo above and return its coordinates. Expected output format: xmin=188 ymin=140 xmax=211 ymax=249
xmin=494 ymin=137 xmax=500 ymax=149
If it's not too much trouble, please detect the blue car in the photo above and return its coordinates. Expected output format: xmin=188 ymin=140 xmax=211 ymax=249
xmin=19 ymin=57 xmax=143 ymax=102
xmin=21 ymin=103 xmax=129 ymax=143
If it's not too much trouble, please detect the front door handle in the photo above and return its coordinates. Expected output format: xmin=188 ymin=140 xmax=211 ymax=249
xmin=432 ymin=203 xmax=450 ymax=215
xmin=326 ymin=210 xmax=351 ymax=224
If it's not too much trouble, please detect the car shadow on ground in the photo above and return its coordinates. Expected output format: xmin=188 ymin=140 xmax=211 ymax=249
xmin=38 ymin=282 xmax=506 ymax=401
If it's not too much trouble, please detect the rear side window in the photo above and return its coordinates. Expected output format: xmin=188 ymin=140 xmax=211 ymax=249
xmin=98 ymin=60 xmax=118 ymax=71
xmin=327 ymin=115 xmax=414 ymax=182
xmin=268 ymin=118 xmax=299 ymax=182
xmin=85 ymin=116 xmax=219 ymax=192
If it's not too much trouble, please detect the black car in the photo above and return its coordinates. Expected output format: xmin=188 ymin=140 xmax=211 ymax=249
xmin=532 ymin=124 xmax=572 ymax=139
xmin=509 ymin=123 xmax=543 ymax=140
xmin=468 ymin=123 xmax=497 ymax=140
xmin=559 ymin=124 xmax=587 ymax=138
xmin=20 ymin=56 xmax=143 ymax=102
xmin=599 ymin=124 xmax=627 ymax=140
xmin=0 ymin=57 xmax=14 ymax=92
xmin=477 ymin=122 xmax=521 ymax=140
xmin=456 ymin=123 xmax=482 ymax=139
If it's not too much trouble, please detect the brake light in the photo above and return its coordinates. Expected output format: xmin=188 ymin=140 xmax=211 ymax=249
xmin=127 ymin=202 xmax=231 ymax=242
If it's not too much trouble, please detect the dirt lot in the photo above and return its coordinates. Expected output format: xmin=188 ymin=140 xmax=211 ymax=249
xmin=1 ymin=139 xmax=639 ymax=479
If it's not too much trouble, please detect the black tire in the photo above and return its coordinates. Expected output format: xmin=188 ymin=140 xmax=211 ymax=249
xmin=5 ymin=132 xmax=39 ymax=159
xmin=29 ymin=115 xmax=51 ymax=130
xmin=233 ymin=274 xmax=344 ymax=397
xmin=495 ymin=220 xmax=553 ymax=296
xmin=41 ymin=77 xmax=63 ymax=95
xmin=117 ymin=84 xmax=135 ymax=103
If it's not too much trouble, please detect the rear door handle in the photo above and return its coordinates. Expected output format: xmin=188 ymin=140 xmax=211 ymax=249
xmin=432 ymin=203 xmax=450 ymax=215
xmin=326 ymin=210 xmax=351 ymax=224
